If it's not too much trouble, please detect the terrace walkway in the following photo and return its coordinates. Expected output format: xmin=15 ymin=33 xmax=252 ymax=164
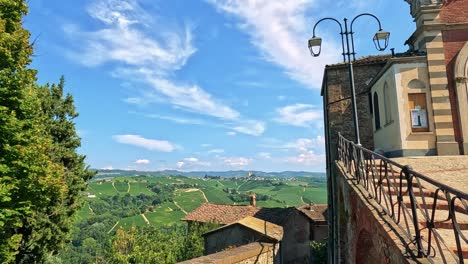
xmin=336 ymin=134 xmax=468 ymax=263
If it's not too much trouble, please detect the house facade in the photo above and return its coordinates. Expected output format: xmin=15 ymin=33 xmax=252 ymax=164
xmin=369 ymin=0 xmax=468 ymax=156
xmin=323 ymin=0 xmax=468 ymax=157
xmin=181 ymin=201 xmax=315 ymax=263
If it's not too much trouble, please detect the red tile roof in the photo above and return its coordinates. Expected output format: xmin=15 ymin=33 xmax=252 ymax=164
xmin=182 ymin=203 xmax=261 ymax=225
xmin=297 ymin=204 xmax=328 ymax=222
xmin=181 ymin=202 xmax=296 ymax=226
xmin=203 ymin=216 xmax=284 ymax=242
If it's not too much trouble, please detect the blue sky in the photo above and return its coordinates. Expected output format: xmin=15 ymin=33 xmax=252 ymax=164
xmin=25 ymin=0 xmax=414 ymax=172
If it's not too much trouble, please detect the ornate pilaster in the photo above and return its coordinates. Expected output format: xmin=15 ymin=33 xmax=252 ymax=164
xmin=405 ymin=0 xmax=460 ymax=155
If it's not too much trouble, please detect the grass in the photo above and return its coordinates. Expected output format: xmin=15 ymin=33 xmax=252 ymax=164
xmin=145 ymin=202 xmax=186 ymax=227
xmin=218 ymin=180 xmax=238 ymax=189
xmin=202 ymin=187 xmax=233 ymax=204
xmin=302 ymin=187 xmax=328 ymax=204
xmin=82 ymin=175 xmax=327 ymax=228
xmin=173 ymin=189 xmax=206 ymax=213
xmin=129 ymin=181 xmax=153 ymax=195
xmin=270 ymin=185 xmax=304 ymax=206
xmin=114 ymin=180 xmax=128 ymax=193
xmin=256 ymin=200 xmax=286 ymax=208
xmin=118 ymin=214 xmax=147 ymax=229
xmin=88 ymin=181 xmax=117 ymax=196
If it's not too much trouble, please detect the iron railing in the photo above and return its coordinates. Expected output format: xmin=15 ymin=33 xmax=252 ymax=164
xmin=337 ymin=133 xmax=468 ymax=263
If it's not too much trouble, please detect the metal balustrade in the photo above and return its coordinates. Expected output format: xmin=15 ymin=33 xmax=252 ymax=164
xmin=337 ymin=133 xmax=468 ymax=263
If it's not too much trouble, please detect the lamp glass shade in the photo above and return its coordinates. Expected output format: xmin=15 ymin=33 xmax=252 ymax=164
xmin=308 ymin=37 xmax=322 ymax=57
xmin=373 ymin=31 xmax=390 ymax=51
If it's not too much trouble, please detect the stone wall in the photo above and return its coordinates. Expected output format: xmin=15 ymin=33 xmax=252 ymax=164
xmin=333 ymin=161 xmax=420 ymax=264
xmin=204 ymin=225 xmax=264 ymax=255
xmin=280 ymin=209 xmax=311 ymax=263
xmin=324 ymin=60 xmax=388 ymax=157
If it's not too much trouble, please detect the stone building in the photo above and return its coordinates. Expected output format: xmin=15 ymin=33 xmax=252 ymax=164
xmin=323 ymin=0 xmax=468 ymax=157
xmin=182 ymin=202 xmax=311 ymax=263
xmin=369 ymin=0 xmax=468 ymax=156
xmin=203 ymin=216 xmax=282 ymax=257
xmin=297 ymin=203 xmax=328 ymax=242
xmin=321 ymin=55 xmax=391 ymax=157
xmin=180 ymin=193 xmax=328 ymax=264
xmin=322 ymin=0 xmax=468 ymax=262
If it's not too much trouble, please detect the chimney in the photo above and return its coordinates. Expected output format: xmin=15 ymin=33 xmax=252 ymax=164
xmin=249 ymin=193 xmax=256 ymax=207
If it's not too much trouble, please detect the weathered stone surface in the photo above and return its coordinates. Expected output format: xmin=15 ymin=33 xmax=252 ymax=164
xmin=334 ymin=161 xmax=421 ymax=264
xmin=324 ymin=58 xmax=388 ymax=158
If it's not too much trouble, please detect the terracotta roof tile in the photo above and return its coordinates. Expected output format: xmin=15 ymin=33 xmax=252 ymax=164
xmin=182 ymin=202 xmax=297 ymax=226
xmin=298 ymin=204 xmax=328 ymax=222
xmin=203 ymin=216 xmax=284 ymax=242
xmin=182 ymin=203 xmax=261 ymax=224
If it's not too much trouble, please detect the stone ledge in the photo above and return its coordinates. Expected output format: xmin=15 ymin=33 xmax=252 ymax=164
xmin=178 ymin=242 xmax=276 ymax=264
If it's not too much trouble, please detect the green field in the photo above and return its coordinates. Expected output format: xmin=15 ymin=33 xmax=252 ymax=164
xmin=174 ymin=189 xmax=206 ymax=213
xmin=129 ymin=181 xmax=154 ymax=195
xmin=145 ymin=202 xmax=186 ymax=227
xmin=202 ymin=187 xmax=232 ymax=204
xmin=84 ymin=175 xmax=327 ymax=228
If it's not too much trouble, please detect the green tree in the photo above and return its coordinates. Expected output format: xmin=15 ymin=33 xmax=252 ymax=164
xmin=109 ymin=226 xmax=185 ymax=264
xmin=0 ymin=1 xmax=93 ymax=262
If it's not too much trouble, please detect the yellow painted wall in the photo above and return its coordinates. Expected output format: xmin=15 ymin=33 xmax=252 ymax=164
xmin=395 ymin=63 xmax=436 ymax=151
xmin=371 ymin=61 xmax=436 ymax=155
xmin=372 ymin=66 xmax=402 ymax=152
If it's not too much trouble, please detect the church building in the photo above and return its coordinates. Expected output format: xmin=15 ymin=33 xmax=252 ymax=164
xmin=322 ymin=0 xmax=468 ymax=157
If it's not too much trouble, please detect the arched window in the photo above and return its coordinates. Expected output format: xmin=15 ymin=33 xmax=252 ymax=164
xmin=373 ymin=92 xmax=381 ymax=130
xmin=408 ymin=79 xmax=426 ymax=89
xmin=383 ymin=82 xmax=392 ymax=124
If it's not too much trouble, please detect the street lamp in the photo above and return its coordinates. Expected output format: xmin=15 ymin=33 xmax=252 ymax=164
xmin=308 ymin=13 xmax=390 ymax=145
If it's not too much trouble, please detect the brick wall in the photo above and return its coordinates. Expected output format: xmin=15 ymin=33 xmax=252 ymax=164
xmin=440 ymin=0 xmax=468 ymax=149
xmin=325 ymin=60 xmax=388 ymax=156
xmin=334 ymin=162 xmax=415 ymax=264
xmin=439 ymin=0 xmax=468 ymax=23
xmin=442 ymin=28 xmax=468 ymax=145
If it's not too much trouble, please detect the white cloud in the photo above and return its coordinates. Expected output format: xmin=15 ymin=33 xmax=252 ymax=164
xmin=284 ymin=136 xmax=325 ymax=153
xmin=145 ymin=114 xmax=206 ymax=125
xmin=208 ymin=149 xmax=225 ymax=154
xmin=176 ymin=157 xmax=211 ymax=169
xmin=257 ymin=152 xmax=272 ymax=160
xmin=284 ymin=151 xmax=325 ymax=166
xmin=260 ymin=136 xmax=325 ymax=154
xmin=201 ymin=143 xmax=212 ymax=147
xmin=221 ymin=157 xmax=251 ymax=167
xmin=227 ymin=131 xmax=237 ymax=136
xmin=135 ymin=159 xmax=150 ymax=165
xmin=207 ymin=0 xmax=341 ymax=89
xmin=65 ymin=0 xmax=265 ymax=136
xmin=274 ymin=104 xmax=322 ymax=127
xmin=278 ymin=136 xmax=326 ymax=166
xmin=113 ymin=134 xmax=176 ymax=152
xmin=101 ymin=166 xmax=114 ymax=170
xmin=232 ymin=120 xmax=265 ymax=136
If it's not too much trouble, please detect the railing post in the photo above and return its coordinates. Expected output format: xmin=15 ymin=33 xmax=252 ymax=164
xmin=403 ymin=165 xmax=424 ymax=258
xmin=451 ymin=197 xmax=465 ymax=263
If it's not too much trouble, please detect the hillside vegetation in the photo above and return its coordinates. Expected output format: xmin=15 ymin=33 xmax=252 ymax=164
xmin=60 ymin=174 xmax=326 ymax=262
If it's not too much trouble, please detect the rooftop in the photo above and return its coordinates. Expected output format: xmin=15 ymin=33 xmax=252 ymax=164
xmin=297 ymin=204 xmax=328 ymax=223
xmin=181 ymin=202 xmax=297 ymax=226
xmin=177 ymin=242 xmax=275 ymax=264
xmin=203 ymin=216 xmax=284 ymax=242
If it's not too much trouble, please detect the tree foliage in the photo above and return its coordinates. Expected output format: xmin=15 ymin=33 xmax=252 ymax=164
xmin=109 ymin=223 xmax=218 ymax=264
xmin=0 ymin=1 xmax=93 ymax=262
